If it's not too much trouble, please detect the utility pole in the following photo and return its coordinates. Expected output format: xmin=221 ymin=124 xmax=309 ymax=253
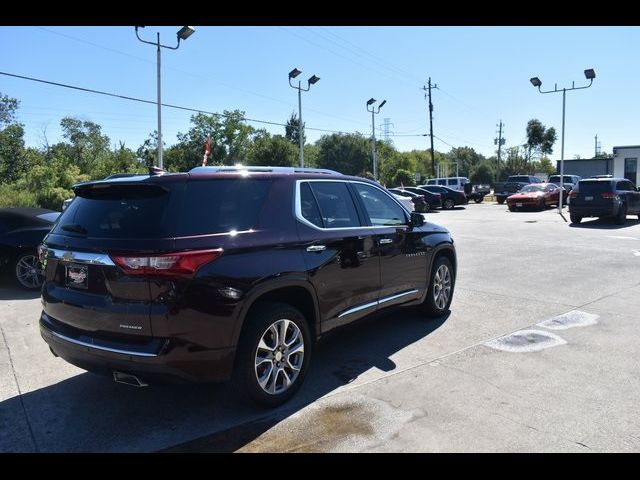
xmin=422 ymin=78 xmax=437 ymax=177
xmin=495 ymin=120 xmax=505 ymax=181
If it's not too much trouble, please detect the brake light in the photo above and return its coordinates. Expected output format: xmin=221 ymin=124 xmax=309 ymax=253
xmin=569 ymin=191 xmax=578 ymax=199
xmin=601 ymin=192 xmax=616 ymax=199
xmin=111 ymin=249 xmax=223 ymax=277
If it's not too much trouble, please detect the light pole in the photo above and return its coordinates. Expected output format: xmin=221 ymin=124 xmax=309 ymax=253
xmin=135 ymin=26 xmax=196 ymax=169
xmin=366 ymin=98 xmax=386 ymax=181
xmin=288 ymin=68 xmax=320 ymax=168
xmin=530 ymin=68 xmax=596 ymax=215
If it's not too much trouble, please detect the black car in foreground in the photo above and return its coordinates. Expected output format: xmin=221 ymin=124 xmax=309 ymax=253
xmin=39 ymin=166 xmax=457 ymax=406
xmin=0 ymin=208 xmax=59 ymax=289
xmin=569 ymin=177 xmax=640 ymax=225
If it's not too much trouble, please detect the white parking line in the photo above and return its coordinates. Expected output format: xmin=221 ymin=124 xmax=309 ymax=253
xmin=606 ymin=236 xmax=639 ymax=240
xmin=537 ymin=310 xmax=599 ymax=330
xmin=484 ymin=329 xmax=567 ymax=353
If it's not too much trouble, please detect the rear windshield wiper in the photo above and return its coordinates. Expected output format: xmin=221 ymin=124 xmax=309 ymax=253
xmin=60 ymin=224 xmax=88 ymax=235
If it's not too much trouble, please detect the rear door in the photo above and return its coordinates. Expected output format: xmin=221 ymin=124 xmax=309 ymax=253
xmin=42 ymin=181 xmax=182 ymax=337
xmin=617 ymin=180 xmax=640 ymax=213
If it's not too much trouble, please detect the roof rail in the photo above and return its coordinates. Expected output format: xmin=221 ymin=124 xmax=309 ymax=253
xmin=189 ymin=165 xmax=342 ymax=175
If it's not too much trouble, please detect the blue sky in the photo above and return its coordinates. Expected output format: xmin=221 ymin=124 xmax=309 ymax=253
xmin=1 ymin=26 xmax=638 ymax=160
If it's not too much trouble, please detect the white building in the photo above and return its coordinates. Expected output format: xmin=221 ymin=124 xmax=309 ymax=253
xmin=612 ymin=145 xmax=640 ymax=185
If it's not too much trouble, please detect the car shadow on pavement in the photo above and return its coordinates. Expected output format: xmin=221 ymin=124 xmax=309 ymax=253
xmin=0 ymin=308 xmax=448 ymax=453
xmin=568 ymin=218 xmax=640 ymax=229
xmin=0 ymin=277 xmax=40 ymax=300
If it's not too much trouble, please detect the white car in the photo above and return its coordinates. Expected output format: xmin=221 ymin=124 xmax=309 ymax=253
xmin=392 ymin=193 xmax=414 ymax=212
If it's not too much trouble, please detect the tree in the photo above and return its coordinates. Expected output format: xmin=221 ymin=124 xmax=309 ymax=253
xmin=59 ymin=117 xmax=110 ymax=174
xmin=0 ymin=124 xmax=27 ymax=183
xmin=532 ymin=157 xmax=556 ymax=177
xmin=170 ymin=110 xmax=255 ymax=171
xmin=392 ymin=169 xmax=415 ymax=187
xmin=285 ymin=112 xmax=305 ymax=146
xmin=524 ymin=119 xmax=557 ymax=163
xmin=315 ymin=133 xmax=370 ymax=176
xmin=0 ymin=92 xmax=19 ymax=128
xmin=502 ymin=147 xmax=529 ymax=179
xmin=470 ymin=161 xmax=495 ymax=185
xmin=247 ymin=133 xmax=297 ymax=167
xmin=446 ymin=146 xmax=485 ymax=177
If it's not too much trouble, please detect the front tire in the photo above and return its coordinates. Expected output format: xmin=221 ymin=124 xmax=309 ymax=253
xmin=497 ymin=198 xmax=505 ymax=205
xmin=570 ymin=214 xmax=582 ymax=224
xmin=235 ymin=302 xmax=311 ymax=407
xmin=14 ymin=251 xmax=44 ymax=290
xmin=419 ymin=256 xmax=454 ymax=317
xmin=443 ymin=199 xmax=455 ymax=210
xmin=474 ymin=196 xmax=483 ymax=204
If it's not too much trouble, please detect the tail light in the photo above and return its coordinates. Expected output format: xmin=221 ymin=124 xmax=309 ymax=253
xmin=569 ymin=191 xmax=578 ymax=199
xmin=37 ymin=244 xmax=48 ymax=263
xmin=601 ymin=192 xmax=616 ymax=199
xmin=111 ymin=249 xmax=223 ymax=278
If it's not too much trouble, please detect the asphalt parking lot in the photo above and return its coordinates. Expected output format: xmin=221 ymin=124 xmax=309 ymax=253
xmin=2 ymin=202 xmax=640 ymax=452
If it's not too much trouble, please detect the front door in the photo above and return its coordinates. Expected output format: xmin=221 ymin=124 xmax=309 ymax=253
xmin=350 ymin=182 xmax=428 ymax=307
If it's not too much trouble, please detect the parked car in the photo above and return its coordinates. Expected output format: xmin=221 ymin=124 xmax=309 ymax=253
xmin=38 ymin=166 xmax=457 ymax=407
xmin=397 ymin=187 xmax=442 ymax=210
xmin=391 ymin=193 xmax=415 ymax=212
xmin=0 ymin=208 xmax=60 ymax=289
xmin=415 ymin=185 xmax=468 ymax=209
xmin=548 ymin=175 xmax=581 ymax=202
xmin=493 ymin=175 xmax=544 ymax=204
xmin=506 ymin=183 xmax=563 ymax=211
xmin=388 ymin=188 xmax=429 ymax=212
xmin=424 ymin=176 xmax=470 ymax=192
xmin=463 ymin=183 xmax=491 ymax=203
xmin=568 ymin=177 xmax=640 ymax=225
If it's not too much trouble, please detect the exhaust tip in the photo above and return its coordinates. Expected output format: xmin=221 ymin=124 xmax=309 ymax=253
xmin=113 ymin=371 xmax=148 ymax=388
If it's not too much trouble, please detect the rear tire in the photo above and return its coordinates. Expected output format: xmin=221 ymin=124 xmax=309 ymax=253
xmin=235 ymin=302 xmax=312 ymax=407
xmin=508 ymin=205 xmax=516 ymax=212
xmin=419 ymin=256 xmax=455 ymax=317
xmin=443 ymin=199 xmax=455 ymax=210
xmin=570 ymin=214 xmax=582 ymax=224
xmin=474 ymin=196 xmax=483 ymax=204
xmin=497 ymin=198 xmax=505 ymax=205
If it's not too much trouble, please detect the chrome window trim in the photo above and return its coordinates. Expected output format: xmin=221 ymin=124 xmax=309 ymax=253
xmin=295 ymin=179 xmax=410 ymax=232
xmin=49 ymin=330 xmax=158 ymax=357
xmin=46 ymin=248 xmax=115 ymax=266
xmin=337 ymin=289 xmax=420 ymax=318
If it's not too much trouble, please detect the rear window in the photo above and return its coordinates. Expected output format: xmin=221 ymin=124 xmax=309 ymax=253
xmin=55 ymin=184 xmax=173 ymax=239
xmin=577 ymin=181 xmax=613 ymax=194
xmin=178 ymin=179 xmax=273 ymax=236
xmin=509 ymin=176 xmax=531 ymax=182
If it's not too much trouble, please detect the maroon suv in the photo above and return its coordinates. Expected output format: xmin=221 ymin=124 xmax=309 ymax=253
xmin=39 ymin=166 xmax=456 ymax=406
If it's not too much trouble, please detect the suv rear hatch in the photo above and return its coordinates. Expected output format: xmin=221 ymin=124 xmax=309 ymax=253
xmin=42 ymin=179 xmax=182 ymax=339
xmin=571 ymin=180 xmax=615 ymax=208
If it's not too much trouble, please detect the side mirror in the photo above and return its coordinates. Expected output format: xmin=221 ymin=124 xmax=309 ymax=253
xmin=409 ymin=212 xmax=425 ymax=228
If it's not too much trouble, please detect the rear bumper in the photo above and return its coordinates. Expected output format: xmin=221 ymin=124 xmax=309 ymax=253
xmin=569 ymin=205 xmax=617 ymax=218
xmin=40 ymin=312 xmax=236 ymax=384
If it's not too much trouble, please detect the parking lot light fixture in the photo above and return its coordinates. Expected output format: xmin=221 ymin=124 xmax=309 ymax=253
xmin=288 ymin=68 xmax=320 ymax=167
xmin=366 ymin=98 xmax=386 ymax=181
xmin=134 ymin=26 xmax=196 ymax=169
xmin=530 ymin=69 xmax=596 ymax=216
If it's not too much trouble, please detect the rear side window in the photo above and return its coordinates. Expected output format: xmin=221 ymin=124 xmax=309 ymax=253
xmin=55 ymin=184 xmax=173 ymax=238
xmin=578 ymin=181 xmax=613 ymax=194
xmin=437 ymin=179 xmax=447 ymax=185
xmin=308 ymin=182 xmax=361 ymax=228
xmin=427 ymin=180 xmax=436 ymax=185
xmin=178 ymin=179 xmax=273 ymax=236
xmin=447 ymin=179 xmax=458 ymax=186
xmin=616 ymin=181 xmax=635 ymax=191
xmin=300 ymin=182 xmax=324 ymax=228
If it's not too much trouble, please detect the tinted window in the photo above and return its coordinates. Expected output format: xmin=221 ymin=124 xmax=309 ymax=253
xmin=578 ymin=181 xmax=613 ymax=195
xmin=616 ymin=181 xmax=635 ymax=191
xmin=447 ymin=179 xmax=458 ymax=186
xmin=510 ymin=176 xmax=530 ymax=182
xmin=55 ymin=184 xmax=174 ymax=239
xmin=179 ymin=179 xmax=273 ymax=236
xmin=427 ymin=180 xmax=436 ymax=185
xmin=353 ymin=183 xmax=407 ymax=226
xmin=308 ymin=182 xmax=361 ymax=228
xmin=437 ymin=179 xmax=447 ymax=185
xmin=300 ymin=182 xmax=324 ymax=228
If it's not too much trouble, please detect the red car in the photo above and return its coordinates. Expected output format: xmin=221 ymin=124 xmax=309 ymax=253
xmin=507 ymin=183 xmax=563 ymax=211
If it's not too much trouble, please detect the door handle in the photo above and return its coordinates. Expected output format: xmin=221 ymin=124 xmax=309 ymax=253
xmin=379 ymin=238 xmax=393 ymax=245
xmin=306 ymin=245 xmax=326 ymax=252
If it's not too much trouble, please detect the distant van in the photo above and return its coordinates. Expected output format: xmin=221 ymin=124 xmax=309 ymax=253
xmin=425 ymin=177 xmax=470 ymax=192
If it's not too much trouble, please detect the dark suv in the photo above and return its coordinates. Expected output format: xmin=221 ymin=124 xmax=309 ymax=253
xmin=569 ymin=177 xmax=640 ymax=225
xmin=38 ymin=166 xmax=456 ymax=406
